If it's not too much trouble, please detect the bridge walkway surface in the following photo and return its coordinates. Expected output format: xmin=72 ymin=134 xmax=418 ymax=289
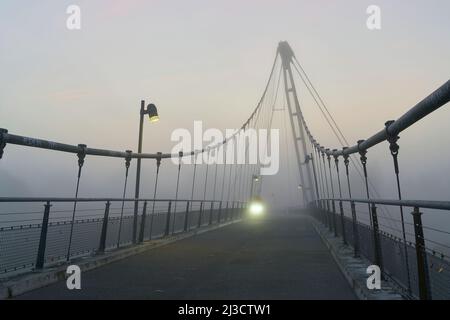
xmin=16 ymin=214 xmax=356 ymax=300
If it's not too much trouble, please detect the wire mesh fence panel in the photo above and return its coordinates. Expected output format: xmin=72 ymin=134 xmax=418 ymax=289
xmin=204 ymin=205 xmax=213 ymax=226
xmin=117 ymin=215 xmax=135 ymax=247
xmin=151 ymin=213 xmax=167 ymax=238
xmin=148 ymin=213 xmax=161 ymax=239
xmin=211 ymin=205 xmax=220 ymax=224
xmin=0 ymin=200 xmax=245 ymax=279
xmin=224 ymin=207 xmax=232 ymax=221
xmin=189 ymin=211 xmax=200 ymax=230
xmin=343 ymin=217 xmax=355 ymax=249
xmin=105 ymin=215 xmax=135 ymax=250
xmin=334 ymin=212 xmax=343 ymax=238
xmin=406 ymin=245 xmax=420 ymax=298
xmin=69 ymin=218 xmax=103 ymax=257
xmin=0 ymin=225 xmax=40 ymax=276
xmin=357 ymin=223 xmax=375 ymax=262
xmin=44 ymin=222 xmax=71 ymax=264
xmin=378 ymin=231 xmax=414 ymax=295
xmin=200 ymin=208 xmax=210 ymax=226
xmin=318 ymin=206 xmax=450 ymax=299
xmin=105 ymin=217 xmax=121 ymax=249
xmin=428 ymin=253 xmax=450 ymax=299
xmin=172 ymin=211 xmax=185 ymax=234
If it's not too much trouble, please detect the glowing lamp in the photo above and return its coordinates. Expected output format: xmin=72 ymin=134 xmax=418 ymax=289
xmin=249 ymin=202 xmax=264 ymax=216
xmin=147 ymin=104 xmax=159 ymax=122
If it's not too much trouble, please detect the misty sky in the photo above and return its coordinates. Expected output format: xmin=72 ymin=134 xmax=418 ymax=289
xmin=1 ymin=1 xmax=450 ymax=248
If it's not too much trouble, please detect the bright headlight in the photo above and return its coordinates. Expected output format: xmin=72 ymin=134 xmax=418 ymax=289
xmin=249 ymin=202 xmax=264 ymax=215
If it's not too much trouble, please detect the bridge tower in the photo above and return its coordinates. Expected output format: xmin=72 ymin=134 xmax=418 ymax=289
xmin=278 ymin=41 xmax=315 ymax=205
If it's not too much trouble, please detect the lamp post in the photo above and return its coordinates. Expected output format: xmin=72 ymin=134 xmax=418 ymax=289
xmin=249 ymin=174 xmax=259 ymax=199
xmin=133 ymin=100 xmax=159 ymax=243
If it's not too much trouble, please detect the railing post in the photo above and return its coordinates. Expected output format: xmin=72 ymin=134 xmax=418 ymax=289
xmin=138 ymin=201 xmax=148 ymax=243
xmin=183 ymin=201 xmax=190 ymax=232
xmin=332 ymin=200 xmax=338 ymax=237
xmin=98 ymin=201 xmax=111 ymax=254
xmin=350 ymin=201 xmax=360 ymax=257
xmin=325 ymin=201 xmax=329 ymax=227
xmin=217 ymin=201 xmax=222 ymax=223
xmin=225 ymin=202 xmax=229 ymax=221
xmin=339 ymin=201 xmax=347 ymax=245
xmin=371 ymin=203 xmax=383 ymax=277
xmin=236 ymin=202 xmax=240 ymax=220
xmin=317 ymin=200 xmax=322 ymax=223
xmin=321 ymin=199 xmax=328 ymax=228
xmin=165 ymin=201 xmax=172 ymax=236
xmin=318 ymin=203 xmax=323 ymax=221
xmin=231 ymin=201 xmax=236 ymax=220
xmin=411 ymin=207 xmax=432 ymax=300
xmin=238 ymin=202 xmax=241 ymax=219
xmin=35 ymin=201 xmax=51 ymax=270
xmin=329 ymin=208 xmax=334 ymax=232
xmin=209 ymin=202 xmax=214 ymax=225
xmin=197 ymin=201 xmax=203 ymax=228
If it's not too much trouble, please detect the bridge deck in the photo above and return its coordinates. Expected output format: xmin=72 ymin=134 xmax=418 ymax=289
xmin=16 ymin=214 xmax=356 ymax=299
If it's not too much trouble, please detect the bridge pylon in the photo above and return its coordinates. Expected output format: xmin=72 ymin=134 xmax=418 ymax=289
xmin=278 ymin=41 xmax=315 ymax=206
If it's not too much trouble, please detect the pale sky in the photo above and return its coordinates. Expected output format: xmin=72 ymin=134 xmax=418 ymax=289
xmin=1 ymin=1 xmax=450 ymax=244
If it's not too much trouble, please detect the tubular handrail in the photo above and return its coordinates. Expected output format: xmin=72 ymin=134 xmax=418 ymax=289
xmin=320 ymin=198 xmax=450 ymax=211
xmin=1 ymin=132 xmax=199 ymax=160
xmin=305 ymin=80 xmax=450 ymax=156
xmin=0 ymin=50 xmax=282 ymax=162
xmin=2 ymin=80 xmax=448 ymax=161
xmin=0 ymin=197 xmax=246 ymax=204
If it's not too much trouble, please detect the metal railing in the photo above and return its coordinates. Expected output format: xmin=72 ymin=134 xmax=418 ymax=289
xmin=303 ymin=80 xmax=450 ymax=157
xmin=0 ymin=197 xmax=246 ymax=278
xmin=301 ymin=79 xmax=450 ymax=300
xmin=310 ymin=198 xmax=450 ymax=300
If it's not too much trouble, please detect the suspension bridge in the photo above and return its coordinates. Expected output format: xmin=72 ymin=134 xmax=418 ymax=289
xmin=0 ymin=42 xmax=450 ymax=300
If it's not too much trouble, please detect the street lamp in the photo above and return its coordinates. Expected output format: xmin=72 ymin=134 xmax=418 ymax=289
xmin=249 ymin=174 xmax=260 ymax=199
xmin=249 ymin=201 xmax=264 ymax=216
xmin=147 ymin=103 xmax=160 ymax=122
xmin=132 ymin=100 xmax=159 ymax=243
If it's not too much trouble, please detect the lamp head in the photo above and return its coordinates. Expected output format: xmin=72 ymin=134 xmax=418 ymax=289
xmin=147 ymin=104 xmax=159 ymax=122
xmin=248 ymin=196 xmax=265 ymax=216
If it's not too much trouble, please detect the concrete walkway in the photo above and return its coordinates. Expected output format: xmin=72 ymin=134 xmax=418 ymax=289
xmin=17 ymin=214 xmax=356 ymax=299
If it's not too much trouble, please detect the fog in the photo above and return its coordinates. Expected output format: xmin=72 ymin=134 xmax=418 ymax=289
xmin=1 ymin=1 xmax=450 ymax=254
